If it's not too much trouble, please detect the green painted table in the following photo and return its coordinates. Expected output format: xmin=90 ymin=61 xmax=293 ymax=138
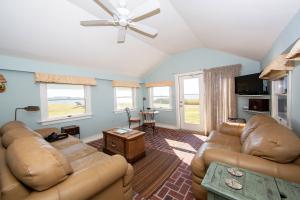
xmin=201 ymin=162 xmax=300 ymax=200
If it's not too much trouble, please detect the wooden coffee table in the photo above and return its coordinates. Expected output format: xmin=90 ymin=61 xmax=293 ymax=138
xmin=103 ymin=129 xmax=145 ymax=163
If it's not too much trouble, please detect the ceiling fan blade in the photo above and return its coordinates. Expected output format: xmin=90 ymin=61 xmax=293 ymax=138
xmin=129 ymin=22 xmax=158 ymax=36
xmin=130 ymin=0 xmax=160 ymax=21
xmin=94 ymin=0 xmax=119 ymax=17
xmin=117 ymin=27 xmax=126 ymax=43
xmin=80 ymin=20 xmax=115 ymax=26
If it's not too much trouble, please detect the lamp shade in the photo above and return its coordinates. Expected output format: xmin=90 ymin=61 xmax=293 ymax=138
xmin=0 ymin=74 xmax=6 ymax=83
xmin=24 ymin=106 xmax=40 ymax=111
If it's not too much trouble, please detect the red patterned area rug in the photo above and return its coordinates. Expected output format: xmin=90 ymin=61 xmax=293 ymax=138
xmin=88 ymin=127 xmax=207 ymax=200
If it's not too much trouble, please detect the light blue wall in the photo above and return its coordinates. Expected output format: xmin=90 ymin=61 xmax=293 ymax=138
xmin=261 ymin=10 xmax=300 ymax=136
xmin=0 ymin=59 xmax=142 ymax=139
xmin=0 ymin=55 xmax=140 ymax=81
xmin=142 ymin=48 xmax=261 ymax=127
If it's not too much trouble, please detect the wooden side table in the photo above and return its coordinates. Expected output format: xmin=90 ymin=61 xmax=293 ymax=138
xmin=202 ymin=162 xmax=284 ymax=200
xmin=61 ymin=125 xmax=80 ymax=138
xmin=103 ymin=129 xmax=145 ymax=163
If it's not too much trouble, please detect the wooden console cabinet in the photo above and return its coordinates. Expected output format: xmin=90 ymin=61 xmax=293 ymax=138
xmin=103 ymin=129 xmax=145 ymax=163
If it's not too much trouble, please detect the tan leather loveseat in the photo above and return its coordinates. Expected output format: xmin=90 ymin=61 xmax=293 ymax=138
xmin=0 ymin=121 xmax=133 ymax=200
xmin=191 ymin=115 xmax=300 ymax=200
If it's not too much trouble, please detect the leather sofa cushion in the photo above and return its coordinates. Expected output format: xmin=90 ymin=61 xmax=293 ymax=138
xmin=240 ymin=115 xmax=277 ymax=144
xmin=207 ymin=131 xmax=241 ymax=151
xmin=6 ymin=136 xmax=73 ymax=191
xmin=59 ymin=143 xmax=98 ymax=162
xmin=0 ymin=138 xmax=31 ymax=200
xmin=242 ymin=123 xmax=300 ymax=163
xmin=2 ymin=127 xmax=41 ymax=148
xmin=0 ymin=121 xmax=27 ymax=136
xmin=51 ymin=135 xmax=81 ymax=149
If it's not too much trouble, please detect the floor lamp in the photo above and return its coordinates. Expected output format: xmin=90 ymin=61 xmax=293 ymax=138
xmin=15 ymin=106 xmax=40 ymax=121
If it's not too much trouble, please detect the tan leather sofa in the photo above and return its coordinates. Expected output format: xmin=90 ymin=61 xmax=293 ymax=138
xmin=191 ymin=115 xmax=300 ymax=200
xmin=0 ymin=121 xmax=134 ymax=200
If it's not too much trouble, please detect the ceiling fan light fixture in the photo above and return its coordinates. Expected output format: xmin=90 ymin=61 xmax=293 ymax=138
xmin=81 ymin=0 xmax=160 ymax=43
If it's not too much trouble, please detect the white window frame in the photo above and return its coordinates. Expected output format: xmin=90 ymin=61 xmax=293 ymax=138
xmin=149 ymin=86 xmax=172 ymax=110
xmin=114 ymin=87 xmax=137 ymax=113
xmin=39 ymin=83 xmax=92 ymax=125
xmin=271 ymin=71 xmax=292 ymax=129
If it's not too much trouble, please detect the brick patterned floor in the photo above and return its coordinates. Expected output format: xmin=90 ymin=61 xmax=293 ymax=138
xmin=88 ymin=127 xmax=207 ymax=200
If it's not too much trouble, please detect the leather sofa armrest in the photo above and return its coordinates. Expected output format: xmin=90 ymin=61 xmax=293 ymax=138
xmin=218 ymin=122 xmax=245 ymax=137
xmin=123 ymin=164 xmax=134 ymax=187
xmin=203 ymin=149 xmax=300 ymax=184
xmin=25 ymin=155 xmax=128 ymax=200
xmin=34 ymin=128 xmax=60 ymax=138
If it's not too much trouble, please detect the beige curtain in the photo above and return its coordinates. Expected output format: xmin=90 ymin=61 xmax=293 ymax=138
xmin=35 ymin=73 xmax=96 ymax=86
xmin=203 ymin=64 xmax=241 ymax=134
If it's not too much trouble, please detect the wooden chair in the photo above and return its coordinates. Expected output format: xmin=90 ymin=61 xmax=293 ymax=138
xmin=125 ymin=108 xmax=141 ymax=128
xmin=142 ymin=110 xmax=157 ymax=135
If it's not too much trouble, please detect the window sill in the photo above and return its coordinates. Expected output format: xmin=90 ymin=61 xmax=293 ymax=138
xmin=114 ymin=109 xmax=136 ymax=114
xmin=39 ymin=113 xmax=93 ymax=125
xmin=151 ymin=108 xmax=173 ymax=112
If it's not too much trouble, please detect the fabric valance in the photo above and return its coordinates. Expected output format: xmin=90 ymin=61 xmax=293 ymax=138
xmin=145 ymin=81 xmax=174 ymax=87
xmin=286 ymin=39 xmax=300 ymax=61
xmin=112 ymin=80 xmax=140 ymax=88
xmin=260 ymin=54 xmax=294 ymax=80
xmin=35 ymin=73 xmax=96 ymax=86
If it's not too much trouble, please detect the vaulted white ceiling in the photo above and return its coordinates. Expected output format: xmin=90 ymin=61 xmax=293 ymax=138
xmin=0 ymin=0 xmax=299 ymax=78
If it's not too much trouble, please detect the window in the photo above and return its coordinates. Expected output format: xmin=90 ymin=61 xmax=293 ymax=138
xmin=114 ymin=87 xmax=136 ymax=111
xmin=271 ymin=72 xmax=292 ymax=128
xmin=149 ymin=86 xmax=172 ymax=109
xmin=40 ymin=84 xmax=91 ymax=124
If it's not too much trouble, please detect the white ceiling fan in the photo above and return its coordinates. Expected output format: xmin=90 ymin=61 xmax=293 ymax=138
xmin=80 ymin=0 xmax=160 ymax=43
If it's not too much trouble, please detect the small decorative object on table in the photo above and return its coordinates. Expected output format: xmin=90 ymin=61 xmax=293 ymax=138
xmin=61 ymin=125 xmax=80 ymax=138
xmin=224 ymin=178 xmax=243 ymax=190
xmin=0 ymin=74 xmax=7 ymax=93
xmin=227 ymin=167 xmax=244 ymax=177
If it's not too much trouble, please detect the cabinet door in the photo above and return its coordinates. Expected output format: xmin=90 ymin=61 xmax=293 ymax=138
xmin=106 ymin=135 xmax=125 ymax=155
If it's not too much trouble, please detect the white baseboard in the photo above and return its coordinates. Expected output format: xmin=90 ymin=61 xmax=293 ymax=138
xmin=156 ymin=123 xmax=178 ymax=129
xmin=131 ymin=123 xmax=178 ymax=129
xmin=81 ymin=123 xmax=177 ymax=143
xmin=81 ymin=133 xmax=103 ymax=143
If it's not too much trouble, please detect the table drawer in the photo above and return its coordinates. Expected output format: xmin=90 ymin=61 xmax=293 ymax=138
xmin=106 ymin=136 xmax=124 ymax=155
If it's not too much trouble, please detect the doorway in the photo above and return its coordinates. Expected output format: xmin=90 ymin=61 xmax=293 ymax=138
xmin=175 ymin=72 xmax=204 ymax=131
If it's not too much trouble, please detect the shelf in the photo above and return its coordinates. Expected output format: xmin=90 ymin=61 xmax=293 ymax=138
xmin=274 ymin=93 xmax=287 ymax=96
xmin=238 ymin=95 xmax=270 ymax=99
xmin=243 ymin=109 xmax=270 ymax=114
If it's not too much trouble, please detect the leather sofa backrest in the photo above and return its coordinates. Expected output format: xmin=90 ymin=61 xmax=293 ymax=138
xmin=242 ymin=123 xmax=300 ymax=163
xmin=240 ymin=115 xmax=278 ymax=144
xmin=0 ymin=138 xmax=31 ymax=200
xmin=0 ymin=121 xmax=27 ymax=136
xmin=2 ymin=127 xmax=41 ymax=148
xmin=6 ymin=136 xmax=73 ymax=191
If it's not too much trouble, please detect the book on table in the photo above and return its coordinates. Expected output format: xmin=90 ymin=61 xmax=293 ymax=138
xmin=114 ymin=128 xmax=132 ymax=134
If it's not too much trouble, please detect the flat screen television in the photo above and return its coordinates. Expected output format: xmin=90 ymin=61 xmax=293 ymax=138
xmin=235 ymin=73 xmax=269 ymax=95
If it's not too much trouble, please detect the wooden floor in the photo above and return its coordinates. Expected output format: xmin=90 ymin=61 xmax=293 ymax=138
xmin=88 ymin=127 xmax=207 ymax=200
xmin=133 ymin=148 xmax=182 ymax=199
